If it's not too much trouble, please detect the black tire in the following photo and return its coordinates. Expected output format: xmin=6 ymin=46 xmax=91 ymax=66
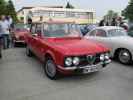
xmin=118 ymin=49 xmax=132 ymax=65
xmin=0 ymin=47 xmax=2 ymax=59
xmin=26 ymin=46 xmax=33 ymax=57
xmin=0 ymin=53 xmax=2 ymax=59
xmin=44 ymin=57 xmax=59 ymax=80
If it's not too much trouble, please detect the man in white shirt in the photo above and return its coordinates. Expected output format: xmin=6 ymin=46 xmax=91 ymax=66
xmin=0 ymin=15 xmax=10 ymax=49
xmin=0 ymin=15 xmax=3 ymax=58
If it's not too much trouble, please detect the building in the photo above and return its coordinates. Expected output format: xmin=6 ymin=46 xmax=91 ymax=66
xmin=17 ymin=6 xmax=63 ymax=23
xmin=17 ymin=6 xmax=96 ymax=24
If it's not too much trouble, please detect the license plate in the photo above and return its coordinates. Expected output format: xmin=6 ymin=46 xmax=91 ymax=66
xmin=83 ymin=66 xmax=101 ymax=74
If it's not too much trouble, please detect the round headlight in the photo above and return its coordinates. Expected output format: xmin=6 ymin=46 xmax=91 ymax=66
xmin=105 ymin=53 xmax=110 ymax=59
xmin=73 ymin=57 xmax=80 ymax=66
xmin=105 ymin=55 xmax=109 ymax=60
xmin=65 ymin=57 xmax=72 ymax=66
xmin=100 ymin=54 xmax=105 ymax=61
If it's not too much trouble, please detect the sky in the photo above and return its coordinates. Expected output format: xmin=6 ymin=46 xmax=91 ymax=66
xmin=12 ymin=0 xmax=129 ymax=19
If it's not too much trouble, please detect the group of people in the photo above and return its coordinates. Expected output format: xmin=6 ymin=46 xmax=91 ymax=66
xmin=0 ymin=15 xmax=13 ymax=58
xmin=99 ymin=17 xmax=129 ymax=31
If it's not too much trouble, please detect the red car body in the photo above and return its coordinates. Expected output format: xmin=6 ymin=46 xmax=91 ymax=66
xmin=25 ymin=21 xmax=111 ymax=79
xmin=12 ymin=24 xmax=29 ymax=45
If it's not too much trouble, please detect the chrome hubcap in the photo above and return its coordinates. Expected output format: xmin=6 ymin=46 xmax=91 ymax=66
xmin=46 ymin=60 xmax=56 ymax=77
xmin=119 ymin=50 xmax=130 ymax=63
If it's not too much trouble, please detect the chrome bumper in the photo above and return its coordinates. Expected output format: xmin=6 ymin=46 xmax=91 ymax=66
xmin=14 ymin=40 xmax=25 ymax=43
xmin=58 ymin=60 xmax=111 ymax=71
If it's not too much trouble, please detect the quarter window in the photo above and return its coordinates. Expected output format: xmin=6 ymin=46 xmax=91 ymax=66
xmin=89 ymin=30 xmax=96 ymax=36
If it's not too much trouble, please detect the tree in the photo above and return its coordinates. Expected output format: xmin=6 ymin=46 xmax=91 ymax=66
xmin=0 ymin=0 xmax=6 ymax=15
xmin=6 ymin=0 xmax=17 ymax=22
xmin=66 ymin=2 xmax=74 ymax=9
xmin=104 ymin=10 xmax=118 ymax=22
xmin=122 ymin=0 xmax=133 ymax=21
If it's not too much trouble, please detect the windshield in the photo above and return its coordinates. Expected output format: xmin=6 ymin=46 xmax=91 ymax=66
xmin=43 ymin=23 xmax=81 ymax=37
xmin=108 ymin=29 xmax=127 ymax=37
xmin=15 ymin=23 xmax=29 ymax=31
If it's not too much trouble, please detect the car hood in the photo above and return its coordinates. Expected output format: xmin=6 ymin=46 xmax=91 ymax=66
xmin=14 ymin=30 xmax=28 ymax=37
xmin=47 ymin=37 xmax=109 ymax=55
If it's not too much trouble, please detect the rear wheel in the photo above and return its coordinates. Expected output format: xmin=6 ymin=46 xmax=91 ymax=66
xmin=0 ymin=43 xmax=2 ymax=59
xmin=118 ymin=49 xmax=132 ymax=64
xmin=0 ymin=52 xmax=2 ymax=59
xmin=44 ymin=57 xmax=59 ymax=80
xmin=26 ymin=46 xmax=33 ymax=57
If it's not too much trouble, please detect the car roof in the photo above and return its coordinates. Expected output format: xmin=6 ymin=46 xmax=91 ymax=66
xmin=94 ymin=26 xmax=123 ymax=31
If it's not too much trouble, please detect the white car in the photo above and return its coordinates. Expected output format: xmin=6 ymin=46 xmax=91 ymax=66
xmin=85 ymin=26 xmax=133 ymax=64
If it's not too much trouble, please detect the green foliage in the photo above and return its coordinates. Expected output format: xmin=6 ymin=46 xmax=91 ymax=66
xmin=104 ymin=10 xmax=118 ymax=20
xmin=103 ymin=10 xmax=118 ymax=23
xmin=0 ymin=0 xmax=17 ymax=22
xmin=0 ymin=0 xmax=6 ymax=15
xmin=6 ymin=0 xmax=17 ymax=22
xmin=122 ymin=0 xmax=133 ymax=21
xmin=66 ymin=2 xmax=74 ymax=9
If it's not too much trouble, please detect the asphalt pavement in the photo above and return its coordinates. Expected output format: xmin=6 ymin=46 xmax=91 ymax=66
xmin=0 ymin=48 xmax=133 ymax=100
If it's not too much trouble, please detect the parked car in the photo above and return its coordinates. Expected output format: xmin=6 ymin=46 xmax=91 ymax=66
xmin=12 ymin=23 xmax=30 ymax=46
xmin=85 ymin=26 xmax=133 ymax=64
xmin=25 ymin=21 xmax=111 ymax=80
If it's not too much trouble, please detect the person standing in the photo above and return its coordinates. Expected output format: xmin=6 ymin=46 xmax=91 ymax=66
xmin=111 ymin=18 xmax=118 ymax=26
xmin=99 ymin=19 xmax=106 ymax=26
xmin=0 ymin=15 xmax=10 ymax=49
xmin=0 ymin=16 xmax=3 ymax=58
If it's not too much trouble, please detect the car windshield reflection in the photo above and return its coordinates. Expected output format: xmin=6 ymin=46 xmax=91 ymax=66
xmin=43 ymin=23 xmax=81 ymax=38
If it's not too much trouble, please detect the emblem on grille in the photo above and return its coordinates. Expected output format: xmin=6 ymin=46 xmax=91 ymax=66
xmin=87 ymin=55 xmax=96 ymax=64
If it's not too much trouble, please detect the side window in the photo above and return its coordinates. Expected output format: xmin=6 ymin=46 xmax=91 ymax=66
xmin=36 ymin=24 xmax=42 ymax=33
xmin=30 ymin=24 xmax=36 ymax=34
xmin=89 ymin=30 xmax=96 ymax=36
xmin=43 ymin=24 xmax=49 ymax=36
xmin=96 ymin=29 xmax=107 ymax=37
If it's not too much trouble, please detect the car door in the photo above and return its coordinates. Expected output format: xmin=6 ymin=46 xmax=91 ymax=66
xmin=29 ymin=23 xmax=43 ymax=59
xmin=28 ymin=23 xmax=37 ymax=52
xmin=88 ymin=29 xmax=111 ymax=48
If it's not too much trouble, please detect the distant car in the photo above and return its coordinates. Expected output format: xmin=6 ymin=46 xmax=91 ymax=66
xmin=25 ymin=21 xmax=111 ymax=80
xmin=12 ymin=23 xmax=30 ymax=46
xmin=85 ymin=26 xmax=133 ymax=64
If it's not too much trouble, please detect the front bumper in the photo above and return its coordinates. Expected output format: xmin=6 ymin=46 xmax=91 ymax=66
xmin=14 ymin=40 xmax=25 ymax=43
xmin=57 ymin=60 xmax=111 ymax=74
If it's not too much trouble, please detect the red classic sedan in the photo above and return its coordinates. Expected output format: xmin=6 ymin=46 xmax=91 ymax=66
xmin=25 ymin=21 xmax=111 ymax=80
xmin=12 ymin=23 xmax=30 ymax=46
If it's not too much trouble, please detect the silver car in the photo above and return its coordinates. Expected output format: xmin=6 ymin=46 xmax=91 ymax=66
xmin=85 ymin=26 xmax=133 ymax=64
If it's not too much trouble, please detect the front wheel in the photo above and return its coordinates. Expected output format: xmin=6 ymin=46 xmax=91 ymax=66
xmin=44 ymin=58 xmax=59 ymax=80
xmin=0 ymin=52 xmax=2 ymax=59
xmin=118 ymin=49 xmax=132 ymax=65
